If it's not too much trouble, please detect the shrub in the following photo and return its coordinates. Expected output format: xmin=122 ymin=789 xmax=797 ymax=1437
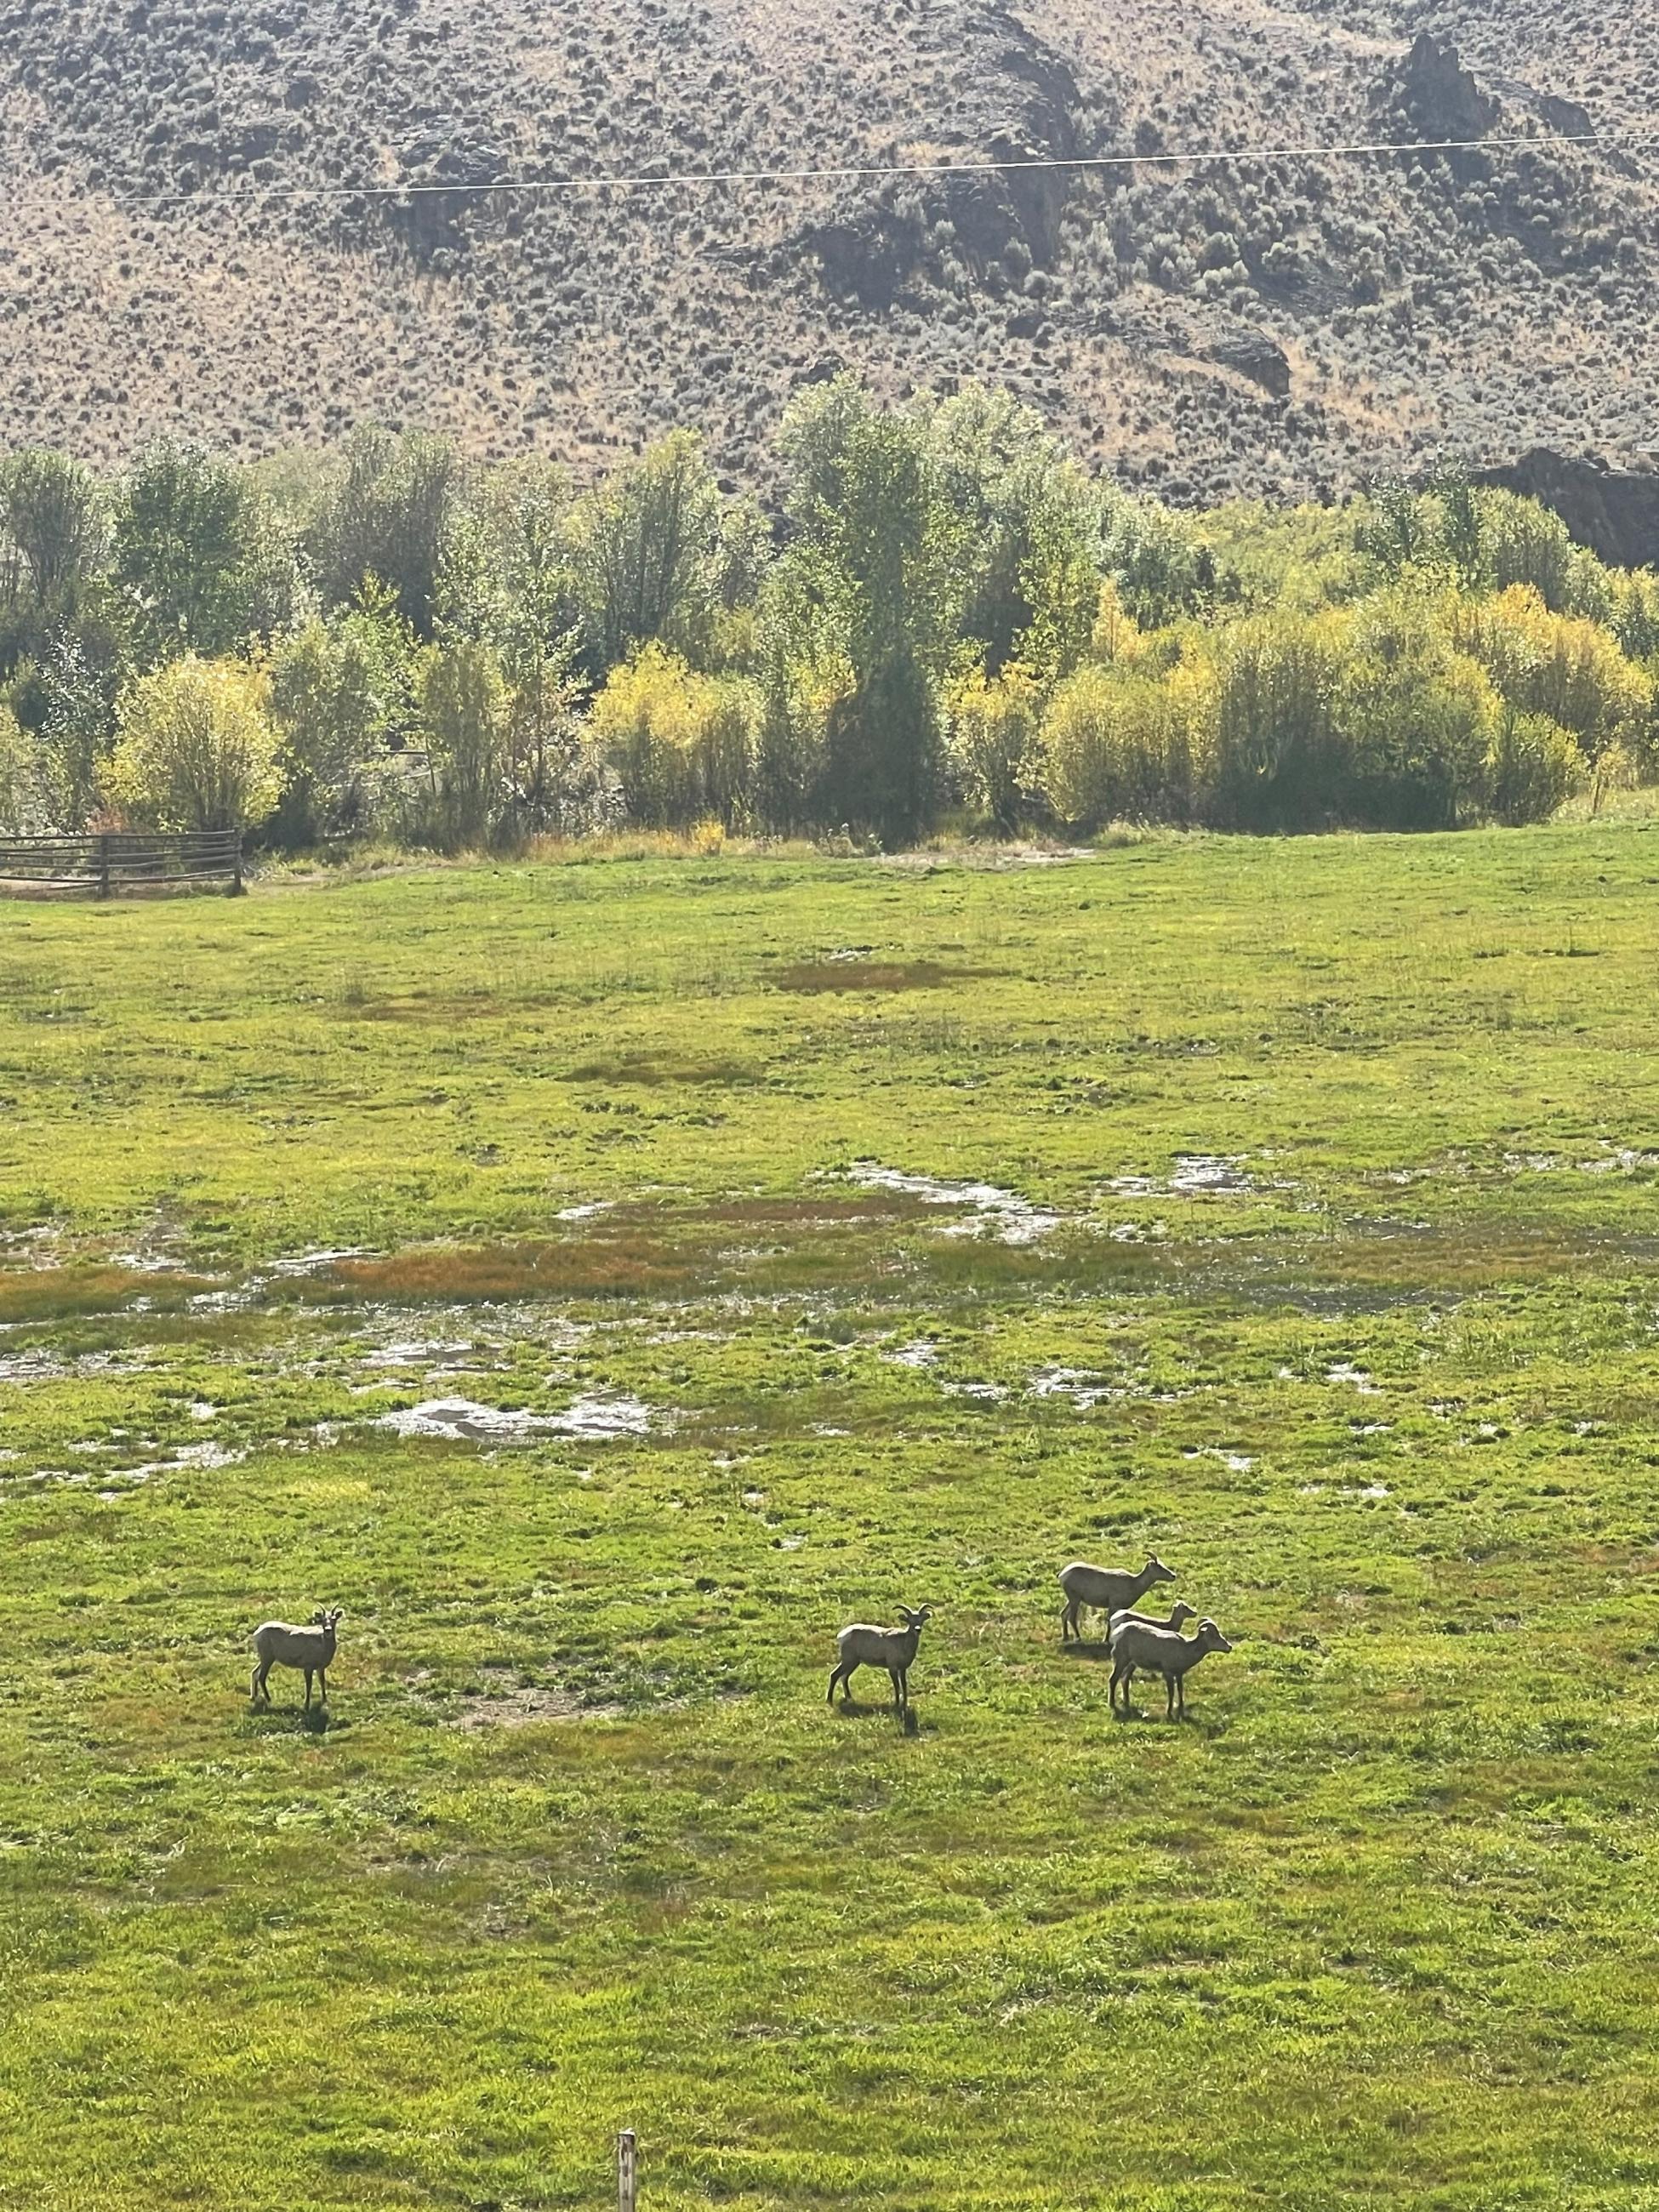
xmin=590 ymin=643 xmax=758 ymax=829
xmin=1211 ymin=609 xmax=1347 ymax=826
xmin=1484 ymin=709 xmax=1584 ymax=824
xmin=1335 ymin=589 xmax=1497 ymax=828
xmin=0 ymin=703 xmax=48 ymax=830
xmin=945 ymin=664 xmax=1039 ymax=830
xmin=416 ymin=638 xmax=509 ymax=848
xmin=270 ymin=606 xmax=413 ymax=845
xmin=1456 ymin=585 xmax=1650 ymax=759
xmin=104 ymin=656 xmax=281 ymax=831
xmin=1035 ymin=655 xmax=1215 ymax=828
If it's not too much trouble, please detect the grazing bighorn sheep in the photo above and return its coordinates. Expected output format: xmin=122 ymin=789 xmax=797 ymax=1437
xmin=1109 ymin=1616 xmax=1232 ymax=1719
xmin=250 ymin=1607 xmax=344 ymax=1707
xmin=828 ymin=1605 xmax=932 ymax=1713
xmin=1059 ymin=1554 xmax=1175 ymax=1644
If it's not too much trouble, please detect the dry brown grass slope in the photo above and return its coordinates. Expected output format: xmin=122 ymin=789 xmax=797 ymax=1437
xmin=0 ymin=0 xmax=1653 ymax=497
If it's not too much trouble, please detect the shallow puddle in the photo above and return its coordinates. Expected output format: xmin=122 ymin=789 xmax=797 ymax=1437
xmin=847 ymin=1163 xmax=1062 ymax=1244
xmin=1108 ymin=1155 xmax=1256 ymax=1198
xmin=377 ymin=1393 xmax=653 ymax=1443
xmin=1029 ymin=1366 xmax=1120 ymax=1410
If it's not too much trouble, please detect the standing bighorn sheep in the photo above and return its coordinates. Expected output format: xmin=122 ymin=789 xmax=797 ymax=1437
xmin=250 ymin=1607 xmax=344 ymax=1707
xmin=828 ymin=1605 xmax=932 ymax=1713
xmin=1109 ymin=1616 xmax=1232 ymax=1719
xmin=1108 ymin=1598 xmax=1196 ymax=1638
xmin=1059 ymin=1555 xmax=1175 ymax=1643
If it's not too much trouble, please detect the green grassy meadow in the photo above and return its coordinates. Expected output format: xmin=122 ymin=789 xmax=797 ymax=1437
xmin=2 ymin=829 xmax=1658 ymax=2211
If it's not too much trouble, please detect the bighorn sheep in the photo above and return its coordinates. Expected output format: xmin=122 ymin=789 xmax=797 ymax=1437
xmin=1109 ymin=1616 xmax=1232 ymax=1719
xmin=828 ymin=1605 xmax=932 ymax=1713
xmin=1059 ymin=1554 xmax=1175 ymax=1643
xmin=250 ymin=1607 xmax=343 ymax=1707
xmin=1107 ymin=1598 xmax=1196 ymax=1637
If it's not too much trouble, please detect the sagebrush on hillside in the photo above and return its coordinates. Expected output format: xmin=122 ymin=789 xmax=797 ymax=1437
xmin=1 ymin=0 xmax=1656 ymax=505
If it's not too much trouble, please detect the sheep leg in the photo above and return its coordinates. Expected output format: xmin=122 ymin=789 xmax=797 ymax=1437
xmin=827 ymin=1664 xmax=844 ymax=1705
xmin=1109 ymin=1660 xmax=1126 ymax=1713
xmin=839 ymin=1659 xmax=859 ymax=1704
xmin=1061 ymin=1600 xmax=1075 ymax=1644
xmin=318 ymin=1667 xmax=328 ymax=1704
xmin=303 ymin=1668 xmax=314 ymax=1709
xmin=250 ymin=1662 xmax=267 ymax=1704
xmin=1165 ymin=1673 xmax=1177 ymax=1720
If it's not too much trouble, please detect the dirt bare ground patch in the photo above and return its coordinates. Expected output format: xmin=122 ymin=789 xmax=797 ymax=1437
xmin=449 ymin=1685 xmax=626 ymax=1729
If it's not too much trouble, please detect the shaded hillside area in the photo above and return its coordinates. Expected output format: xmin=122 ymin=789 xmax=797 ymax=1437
xmin=0 ymin=0 xmax=1655 ymax=499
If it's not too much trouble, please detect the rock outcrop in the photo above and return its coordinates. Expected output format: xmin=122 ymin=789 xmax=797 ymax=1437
xmin=1472 ymin=449 xmax=1659 ymax=571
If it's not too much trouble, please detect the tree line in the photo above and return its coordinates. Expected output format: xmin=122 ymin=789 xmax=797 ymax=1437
xmin=3 ymin=381 xmax=1656 ymax=852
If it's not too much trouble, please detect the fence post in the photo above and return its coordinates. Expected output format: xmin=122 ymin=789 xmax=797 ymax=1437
xmin=618 ymin=2129 xmax=637 ymax=2212
xmin=97 ymin=835 xmax=111 ymax=900
xmin=231 ymin=830 xmax=245 ymax=898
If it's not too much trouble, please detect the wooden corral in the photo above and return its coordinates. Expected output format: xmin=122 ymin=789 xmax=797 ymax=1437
xmin=0 ymin=831 xmax=243 ymax=898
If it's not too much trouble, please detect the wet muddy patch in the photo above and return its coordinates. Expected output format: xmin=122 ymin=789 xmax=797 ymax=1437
xmin=1107 ymin=1155 xmax=1263 ymax=1199
xmin=376 ymin=1393 xmax=654 ymax=1444
xmin=846 ymin=1164 xmax=1063 ymax=1245
xmin=1029 ymin=1366 xmax=1122 ymax=1411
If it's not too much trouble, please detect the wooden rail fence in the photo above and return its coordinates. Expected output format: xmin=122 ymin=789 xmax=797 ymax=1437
xmin=0 ymin=830 xmax=243 ymax=898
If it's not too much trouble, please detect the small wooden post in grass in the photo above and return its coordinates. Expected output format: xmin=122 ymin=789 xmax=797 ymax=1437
xmin=618 ymin=2129 xmax=638 ymax=2212
xmin=97 ymin=834 xmax=111 ymax=900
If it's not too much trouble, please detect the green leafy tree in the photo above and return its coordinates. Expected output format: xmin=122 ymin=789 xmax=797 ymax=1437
xmin=105 ymin=656 xmax=282 ymax=831
xmin=472 ymin=466 xmax=590 ymax=834
xmin=924 ymin=385 xmax=1101 ymax=685
xmin=111 ymin=442 xmax=253 ymax=662
xmin=777 ymin=379 xmax=967 ymax=844
xmin=0 ymin=451 xmax=106 ymax=610
xmin=563 ymin=430 xmax=725 ymax=673
xmin=306 ymin=428 xmax=462 ymax=638
xmin=1100 ymin=490 xmax=1220 ymax=628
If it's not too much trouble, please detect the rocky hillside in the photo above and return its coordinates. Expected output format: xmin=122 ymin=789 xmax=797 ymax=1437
xmin=0 ymin=0 xmax=1654 ymax=504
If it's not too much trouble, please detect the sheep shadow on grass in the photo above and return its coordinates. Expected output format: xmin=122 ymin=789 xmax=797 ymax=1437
xmin=244 ymin=1702 xmax=337 ymax=1737
xmin=831 ymin=1696 xmax=923 ymax=1735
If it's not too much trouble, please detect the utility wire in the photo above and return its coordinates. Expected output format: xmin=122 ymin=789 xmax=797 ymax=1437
xmin=94 ymin=123 xmax=1657 ymax=211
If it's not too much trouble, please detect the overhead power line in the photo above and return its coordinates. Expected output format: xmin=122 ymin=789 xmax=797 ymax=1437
xmin=95 ymin=123 xmax=1657 ymax=212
